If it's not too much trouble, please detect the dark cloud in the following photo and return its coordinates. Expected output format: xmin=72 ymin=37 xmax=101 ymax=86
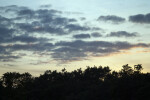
xmin=91 ymin=32 xmax=102 ymax=37
xmin=129 ymin=13 xmax=150 ymax=24
xmin=0 ymin=27 xmax=15 ymax=43
xmin=0 ymin=45 xmax=8 ymax=54
xmin=73 ymin=34 xmax=91 ymax=39
xmin=17 ymin=9 xmax=35 ymax=19
xmin=0 ymin=23 xmax=52 ymax=43
xmin=107 ymin=31 xmax=138 ymax=37
xmin=55 ymin=40 xmax=149 ymax=51
xmin=53 ymin=40 xmax=149 ymax=61
xmin=0 ymin=27 xmax=14 ymax=37
xmin=97 ymin=15 xmax=126 ymax=24
xmin=7 ymin=43 xmax=54 ymax=52
xmin=51 ymin=47 xmax=87 ymax=61
xmin=16 ymin=22 xmax=67 ymax=35
xmin=0 ymin=15 xmax=11 ymax=26
xmin=0 ymin=42 xmax=54 ymax=62
xmin=0 ymin=5 xmax=97 ymax=37
xmin=0 ymin=55 xmax=21 ymax=62
xmin=12 ymin=35 xmax=50 ymax=43
xmin=0 ymin=39 xmax=149 ymax=62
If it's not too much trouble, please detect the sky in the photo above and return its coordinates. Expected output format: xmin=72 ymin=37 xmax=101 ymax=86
xmin=0 ymin=0 xmax=150 ymax=76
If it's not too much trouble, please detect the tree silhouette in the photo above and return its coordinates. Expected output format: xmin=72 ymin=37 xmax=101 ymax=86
xmin=134 ymin=64 xmax=143 ymax=74
xmin=0 ymin=64 xmax=150 ymax=100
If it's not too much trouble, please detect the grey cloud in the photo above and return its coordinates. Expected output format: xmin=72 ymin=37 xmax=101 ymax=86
xmin=0 ymin=42 xmax=54 ymax=62
xmin=16 ymin=23 xmax=67 ymax=35
xmin=40 ymin=4 xmax=52 ymax=8
xmin=0 ymin=55 xmax=21 ymax=62
xmin=53 ymin=40 xmax=149 ymax=61
xmin=55 ymin=40 xmax=116 ymax=48
xmin=0 ymin=27 xmax=14 ymax=37
xmin=0 ymin=5 xmax=28 ymax=13
xmin=8 ymin=43 xmax=54 ymax=51
xmin=17 ymin=9 xmax=35 ymax=19
xmin=65 ymin=24 xmax=90 ymax=32
xmin=0 ymin=5 xmax=99 ymax=37
xmin=12 ymin=35 xmax=50 ymax=43
xmin=107 ymin=31 xmax=138 ymax=37
xmin=0 ymin=29 xmax=51 ymax=43
xmin=50 ymin=17 xmax=77 ymax=26
xmin=98 ymin=15 xmax=125 ymax=24
xmin=36 ymin=9 xmax=62 ymax=15
xmin=129 ymin=13 xmax=150 ymax=24
xmin=0 ymin=39 xmax=149 ymax=63
xmin=91 ymin=27 xmax=102 ymax=31
xmin=91 ymin=32 xmax=102 ymax=37
xmin=0 ymin=15 xmax=11 ymax=24
xmin=73 ymin=34 xmax=91 ymax=39
xmin=80 ymin=17 xmax=86 ymax=21
xmin=0 ymin=46 xmax=9 ymax=54
xmin=0 ymin=27 xmax=15 ymax=43
xmin=51 ymin=47 xmax=87 ymax=61
xmin=55 ymin=40 xmax=149 ymax=52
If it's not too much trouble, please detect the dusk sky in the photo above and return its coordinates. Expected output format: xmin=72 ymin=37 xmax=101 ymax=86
xmin=0 ymin=0 xmax=150 ymax=76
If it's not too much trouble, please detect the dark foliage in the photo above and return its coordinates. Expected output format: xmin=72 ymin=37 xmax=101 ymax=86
xmin=0 ymin=64 xmax=150 ymax=100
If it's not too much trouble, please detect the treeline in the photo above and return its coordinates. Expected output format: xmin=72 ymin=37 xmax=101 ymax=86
xmin=0 ymin=64 xmax=150 ymax=100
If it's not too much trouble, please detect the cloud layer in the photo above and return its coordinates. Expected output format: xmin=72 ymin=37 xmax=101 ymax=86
xmin=0 ymin=5 xmax=149 ymax=65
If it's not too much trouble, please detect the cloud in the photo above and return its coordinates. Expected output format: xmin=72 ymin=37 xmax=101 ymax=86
xmin=0 ymin=29 xmax=51 ymax=43
xmin=0 ymin=27 xmax=15 ymax=43
xmin=65 ymin=24 xmax=90 ymax=32
xmin=51 ymin=47 xmax=87 ymax=62
xmin=0 ymin=5 xmax=149 ymax=64
xmin=97 ymin=15 xmax=125 ymax=24
xmin=0 ymin=55 xmax=21 ymax=62
xmin=107 ymin=31 xmax=138 ymax=37
xmin=73 ymin=34 xmax=91 ymax=39
xmin=0 ymin=5 xmax=28 ymax=13
xmin=0 ymin=45 xmax=9 ymax=54
xmin=91 ymin=32 xmax=102 ymax=37
xmin=129 ymin=13 xmax=150 ymax=24
xmin=0 ymin=27 xmax=14 ymax=37
xmin=11 ymin=35 xmax=51 ymax=43
xmin=18 ymin=9 xmax=34 ymax=16
xmin=80 ymin=17 xmax=86 ymax=21
xmin=52 ymin=40 xmax=150 ymax=62
xmin=40 ymin=4 xmax=52 ymax=8
xmin=0 ymin=39 xmax=149 ymax=63
xmin=0 ymin=5 xmax=100 ymax=37
xmin=55 ymin=40 xmax=149 ymax=49
xmin=16 ymin=22 xmax=67 ymax=35
xmin=0 ymin=15 xmax=11 ymax=27
xmin=6 ymin=43 xmax=54 ymax=52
